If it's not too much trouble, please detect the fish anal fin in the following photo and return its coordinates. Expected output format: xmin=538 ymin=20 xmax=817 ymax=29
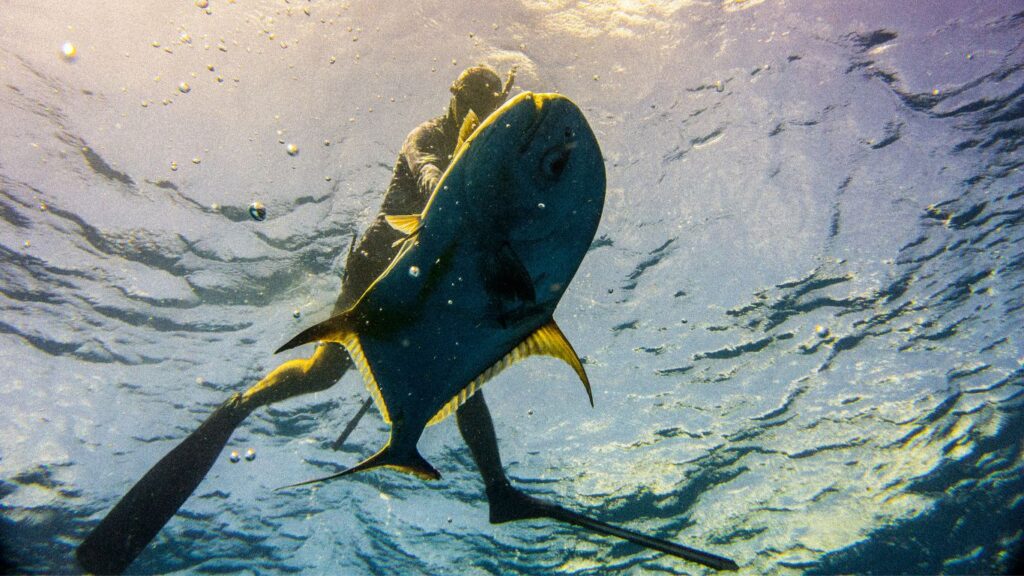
xmin=426 ymin=319 xmax=592 ymax=427
xmin=384 ymin=214 xmax=422 ymax=236
xmin=338 ymin=331 xmax=392 ymax=425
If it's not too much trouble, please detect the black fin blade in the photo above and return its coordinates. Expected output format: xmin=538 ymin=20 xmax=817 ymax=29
xmin=486 ymin=485 xmax=738 ymax=571
xmin=77 ymin=395 xmax=248 ymax=575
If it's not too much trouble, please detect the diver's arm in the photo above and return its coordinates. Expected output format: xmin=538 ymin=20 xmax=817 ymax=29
xmin=403 ymin=124 xmax=447 ymax=199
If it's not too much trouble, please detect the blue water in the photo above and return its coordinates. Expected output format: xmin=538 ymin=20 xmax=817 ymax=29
xmin=2 ymin=1 xmax=1022 ymax=574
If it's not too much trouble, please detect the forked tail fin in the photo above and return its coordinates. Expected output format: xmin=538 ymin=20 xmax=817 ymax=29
xmin=277 ymin=443 xmax=440 ymax=491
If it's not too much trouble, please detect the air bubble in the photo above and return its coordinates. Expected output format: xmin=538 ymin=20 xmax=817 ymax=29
xmin=249 ymin=201 xmax=267 ymax=221
xmin=245 ymin=448 xmax=256 ymax=461
xmin=286 ymin=143 xmax=299 ymax=156
xmin=229 ymin=450 xmax=240 ymax=463
xmin=178 ymin=82 xmax=191 ymax=94
xmin=60 ymin=42 xmax=77 ymax=61
xmin=408 ymin=266 xmax=421 ymax=277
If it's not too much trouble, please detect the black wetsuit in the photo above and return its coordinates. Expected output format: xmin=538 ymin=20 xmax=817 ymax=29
xmin=335 ymin=112 xmax=460 ymax=312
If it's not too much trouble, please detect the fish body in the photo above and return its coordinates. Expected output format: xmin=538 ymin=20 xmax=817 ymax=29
xmin=278 ymin=92 xmax=605 ymax=481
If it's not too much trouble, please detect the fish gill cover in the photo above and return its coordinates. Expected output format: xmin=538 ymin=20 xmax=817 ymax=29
xmin=1 ymin=1 xmax=1022 ymax=574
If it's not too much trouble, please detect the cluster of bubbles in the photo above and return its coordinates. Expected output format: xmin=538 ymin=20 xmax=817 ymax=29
xmin=228 ymin=448 xmax=256 ymax=463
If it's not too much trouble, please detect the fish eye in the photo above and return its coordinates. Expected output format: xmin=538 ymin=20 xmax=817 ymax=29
xmin=540 ymin=146 xmax=571 ymax=181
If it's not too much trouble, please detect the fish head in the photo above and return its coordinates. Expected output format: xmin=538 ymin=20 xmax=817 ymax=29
xmin=465 ymin=92 xmax=606 ymax=307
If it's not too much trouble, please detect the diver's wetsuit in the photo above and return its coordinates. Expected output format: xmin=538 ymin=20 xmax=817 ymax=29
xmin=334 ymin=112 xmax=460 ymax=311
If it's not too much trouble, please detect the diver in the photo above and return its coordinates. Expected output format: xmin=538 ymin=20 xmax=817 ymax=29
xmin=77 ymin=66 xmax=737 ymax=574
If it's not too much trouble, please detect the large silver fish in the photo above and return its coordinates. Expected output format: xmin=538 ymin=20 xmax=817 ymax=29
xmin=277 ymin=92 xmax=606 ymax=481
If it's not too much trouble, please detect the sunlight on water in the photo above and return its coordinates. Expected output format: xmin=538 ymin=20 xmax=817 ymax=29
xmin=1 ymin=0 xmax=1022 ymax=574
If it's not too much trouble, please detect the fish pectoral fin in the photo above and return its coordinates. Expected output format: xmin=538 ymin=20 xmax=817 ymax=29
xmin=384 ymin=214 xmax=423 ymax=236
xmin=484 ymin=242 xmax=536 ymax=306
xmin=275 ymin=312 xmax=354 ymax=354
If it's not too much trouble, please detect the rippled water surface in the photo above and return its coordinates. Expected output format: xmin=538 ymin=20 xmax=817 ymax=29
xmin=2 ymin=1 xmax=1023 ymax=574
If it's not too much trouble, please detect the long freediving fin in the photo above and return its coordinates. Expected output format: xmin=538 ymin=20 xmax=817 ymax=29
xmin=76 ymin=394 xmax=250 ymax=575
xmin=486 ymin=483 xmax=738 ymax=571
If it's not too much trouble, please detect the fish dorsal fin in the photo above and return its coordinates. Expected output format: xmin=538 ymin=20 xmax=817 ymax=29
xmin=384 ymin=214 xmax=422 ymax=236
xmin=275 ymin=313 xmax=392 ymax=424
xmin=426 ymin=319 xmax=593 ymax=426
xmin=453 ymin=110 xmax=480 ymax=157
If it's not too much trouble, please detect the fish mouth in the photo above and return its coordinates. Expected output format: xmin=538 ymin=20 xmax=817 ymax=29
xmin=519 ymin=93 xmax=560 ymax=152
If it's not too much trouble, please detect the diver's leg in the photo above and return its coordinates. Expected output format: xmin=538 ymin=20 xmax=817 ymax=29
xmin=77 ymin=344 xmax=350 ymax=575
xmin=455 ymin=392 xmax=738 ymax=571
xmin=239 ymin=343 xmax=350 ymax=409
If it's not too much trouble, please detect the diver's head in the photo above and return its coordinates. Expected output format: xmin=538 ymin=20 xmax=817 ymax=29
xmin=450 ymin=65 xmax=507 ymax=123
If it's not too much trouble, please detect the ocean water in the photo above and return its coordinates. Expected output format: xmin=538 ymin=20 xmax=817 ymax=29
xmin=1 ymin=1 xmax=1022 ymax=574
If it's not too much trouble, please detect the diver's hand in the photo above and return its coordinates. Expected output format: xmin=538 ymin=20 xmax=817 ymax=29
xmin=501 ymin=66 xmax=518 ymax=100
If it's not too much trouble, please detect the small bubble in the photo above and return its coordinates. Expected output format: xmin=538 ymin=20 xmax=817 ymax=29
xmin=537 ymin=202 xmax=545 ymax=209
xmin=447 ymin=299 xmax=453 ymax=305
xmin=178 ymin=82 xmax=191 ymax=93
xmin=249 ymin=201 xmax=267 ymax=221
xmin=229 ymin=450 xmax=240 ymax=463
xmin=60 ymin=42 xmax=77 ymax=61
xmin=323 ymin=139 xmax=331 ymax=146
xmin=408 ymin=266 xmax=420 ymax=278
xmin=293 ymin=309 xmax=301 ymax=318
xmin=286 ymin=143 xmax=299 ymax=156
xmin=814 ymin=324 xmax=830 ymax=338
xmin=329 ymin=55 xmax=336 ymax=64
xmin=245 ymin=448 xmax=256 ymax=461
xmin=170 ymin=161 xmax=178 ymax=171
xmin=23 ymin=240 xmax=30 ymax=248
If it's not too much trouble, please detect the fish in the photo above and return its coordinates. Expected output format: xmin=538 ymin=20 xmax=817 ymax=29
xmin=276 ymin=91 xmax=606 ymax=482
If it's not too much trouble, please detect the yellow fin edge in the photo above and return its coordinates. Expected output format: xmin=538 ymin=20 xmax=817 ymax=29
xmin=339 ymin=332 xmax=392 ymax=425
xmin=425 ymin=319 xmax=592 ymax=426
